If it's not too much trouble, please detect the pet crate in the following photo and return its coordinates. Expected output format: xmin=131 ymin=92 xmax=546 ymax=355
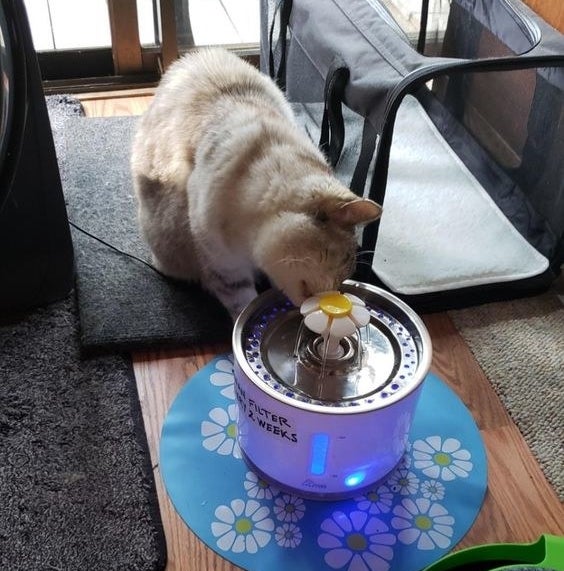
xmin=262 ymin=0 xmax=564 ymax=310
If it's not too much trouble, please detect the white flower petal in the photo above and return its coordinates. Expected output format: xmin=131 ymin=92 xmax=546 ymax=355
xmin=344 ymin=292 xmax=366 ymax=306
xmin=300 ymin=296 xmax=321 ymax=315
xmin=428 ymin=503 xmax=448 ymax=518
xmin=253 ymin=529 xmax=272 ymax=548
xmin=320 ymin=516 xmax=347 ymax=537
xmin=215 ymin=504 xmax=235 ymax=524
xmin=390 ymin=517 xmax=411 ymax=530
xmin=232 ymin=534 xmax=246 ymax=553
xmin=318 ymin=533 xmax=343 ymax=549
xmin=256 ymin=518 xmax=275 ymax=532
xmin=413 ymin=439 xmax=436 ymax=455
xmin=429 ymin=530 xmax=452 ymax=549
xmin=442 ymin=438 xmax=461 ymax=453
xmin=351 ymin=553 xmax=370 ymax=571
xmin=211 ymin=522 xmax=232 ymax=537
xmin=210 ymin=371 xmax=234 ymax=387
xmin=216 ymin=438 xmax=234 ymax=456
xmin=203 ymin=433 xmax=226 ymax=452
xmin=245 ymin=535 xmax=259 ymax=554
xmin=209 ymin=407 xmax=229 ymax=427
xmin=398 ymin=528 xmax=420 ymax=545
xmin=451 ymin=460 xmax=473 ymax=474
xmin=215 ymin=358 xmax=234 ymax=373
xmin=422 ymin=465 xmax=441 ymax=479
xmin=304 ymin=310 xmax=330 ymax=334
xmin=363 ymin=551 xmax=392 ymax=570
xmin=216 ymin=529 xmax=236 ymax=551
xmin=426 ymin=436 xmax=443 ymax=452
xmin=350 ymin=305 xmax=371 ymax=328
xmin=440 ymin=468 xmax=456 ymax=481
xmin=201 ymin=421 xmax=224 ymax=437
xmin=231 ymin=499 xmax=245 ymax=517
xmin=325 ymin=548 xmax=353 ymax=568
xmin=349 ymin=510 xmax=368 ymax=531
xmin=452 ymin=448 xmax=472 ymax=461
xmin=417 ymin=532 xmax=435 ymax=550
xmin=329 ymin=315 xmax=357 ymax=338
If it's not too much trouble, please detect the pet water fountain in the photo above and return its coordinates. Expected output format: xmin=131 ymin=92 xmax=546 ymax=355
xmin=233 ymin=280 xmax=432 ymax=500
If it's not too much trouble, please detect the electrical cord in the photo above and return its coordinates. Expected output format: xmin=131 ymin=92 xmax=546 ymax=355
xmin=68 ymin=220 xmax=168 ymax=279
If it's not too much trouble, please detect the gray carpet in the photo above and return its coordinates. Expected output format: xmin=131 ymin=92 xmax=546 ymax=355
xmin=0 ymin=96 xmax=166 ymax=570
xmin=450 ymin=284 xmax=564 ymax=501
xmin=0 ymin=295 xmax=166 ymax=570
xmin=56 ymin=112 xmax=232 ymax=355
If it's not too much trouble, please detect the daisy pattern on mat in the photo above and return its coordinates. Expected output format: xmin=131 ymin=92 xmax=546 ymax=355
xmin=275 ymin=523 xmax=302 ymax=548
xmin=420 ymin=479 xmax=446 ymax=501
xmin=318 ymin=510 xmax=396 ymax=571
xmin=391 ymin=497 xmax=454 ymax=550
xmin=386 ymin=467 xmax=419 ymax=495
xmin=201 ymin=403 xmax=241 ymax=459
xmin=209 ymin=357 xmax=235 ymax=400
xmin=355 ymin=485 xmax=394 ymax=514
xmin=244 ymin=471 xmax=279 ymax=500
xmin=211 ymin=498 xmax=274 ymax=554
xmin=273 ymin=494 xmax=306 ymax=523
xmin=412 ymin=436 xmax=473 ymax=481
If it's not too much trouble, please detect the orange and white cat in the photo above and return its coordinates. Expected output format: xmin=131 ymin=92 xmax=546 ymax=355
xmin=131 ymin=48 xmax=381 ymax=318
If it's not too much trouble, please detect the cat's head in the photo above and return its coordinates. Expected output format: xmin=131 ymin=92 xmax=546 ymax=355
xmin=253 ymin=183 xmax=382 ymax=306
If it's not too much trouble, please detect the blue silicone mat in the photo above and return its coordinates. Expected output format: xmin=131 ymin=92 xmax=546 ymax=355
xmin=160 ymin=355 xmax=487 ymax=571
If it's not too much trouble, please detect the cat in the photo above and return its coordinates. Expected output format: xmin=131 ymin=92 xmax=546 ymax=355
xmin=130 ymin=48 xmax=381 ymax=319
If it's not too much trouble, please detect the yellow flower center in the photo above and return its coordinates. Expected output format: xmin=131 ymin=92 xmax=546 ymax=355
xmin=235 ymin=518 xmax=253 ymax=534
xmin=319 ymin=292 xmax=352 ymax=318
xmin=226 ymin=423 xmax=238 ymax=439
xmin=415 ymin=515 xmax=433 ymax=530
xmin=433 ymin=452 xmax=452 ymax=466
xmin=346 ymin=533 xmax=368 ymax=551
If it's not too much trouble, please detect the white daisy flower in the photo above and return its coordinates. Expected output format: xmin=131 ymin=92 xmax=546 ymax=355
xmin=387 ymin=468 xmax=420 ymax=495
xmin=201 ymin=403 xmax=241 ymax=458
xmin=273 ymin=494 xmax=306 ymax=523
xmin=391 ymin=497 xmax=454 ymax=550
xmin=210 ymin=357 xmax=235 ymax=399
xmin=300 ymin=291 xmax=371 ymax=358
xmin=318 ymin=510 xmax=396 ymax=571
xmin=420 ymin=480 xmax=446 ymax=501
xmin=355 ymin=485 xmax=394 ymax=514
xmin=412 ymin=436 xmax=473 ymax=481
xmin=211 ymin=498 xmax=274 ymax=554
xmin=275 ymin=523 xmax=303 ymax=548
xmin=244 ymin=471 xmax=279 ymax=500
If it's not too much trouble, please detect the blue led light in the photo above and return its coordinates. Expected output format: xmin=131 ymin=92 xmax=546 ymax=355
xmin=345 ymin=471 xmax=366 ymax=487
xmin=309 ymin=433 xmax=329 ymax=475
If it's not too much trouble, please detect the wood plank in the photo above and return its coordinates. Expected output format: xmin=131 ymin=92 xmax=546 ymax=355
xmin=107 ymin=0 xmax=143 ymax=74
xmin=522 ymin=0 xmax=564 ymax=32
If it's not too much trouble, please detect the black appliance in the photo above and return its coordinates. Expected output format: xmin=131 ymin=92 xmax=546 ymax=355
xmin=0 ymin=0 xmax=74 ymax=315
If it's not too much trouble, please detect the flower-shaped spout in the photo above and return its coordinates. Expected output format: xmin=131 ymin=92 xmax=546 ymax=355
xmin=300 ymin=291 xmax=371 ymax=359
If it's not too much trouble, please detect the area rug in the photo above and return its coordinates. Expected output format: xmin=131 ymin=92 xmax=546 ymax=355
xmin=160 ymin=356 xmax=487 ymax=571
xmin=449 ymin=285 xmax=564 ymax=501
xmin=0 ymin=294 xmax=166 ymax=571
xmin=53 ymin=109 xmax=232 ymax=355
xmin=0 ymin=96 xmax=167 ymax=571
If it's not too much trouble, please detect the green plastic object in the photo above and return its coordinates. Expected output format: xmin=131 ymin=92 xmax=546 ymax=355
xmin=422 ymin=535 xmax=564 ymax=571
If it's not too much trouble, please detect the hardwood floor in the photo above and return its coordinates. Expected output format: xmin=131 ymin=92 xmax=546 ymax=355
xmin=78 ymin=91 xmax=564 ymax=571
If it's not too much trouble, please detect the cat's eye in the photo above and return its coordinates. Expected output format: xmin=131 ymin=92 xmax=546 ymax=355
xmin=315 ymin=210 xmax=329 ymax=224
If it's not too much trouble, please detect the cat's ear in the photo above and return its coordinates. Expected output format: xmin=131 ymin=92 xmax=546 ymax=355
xmin=330 ymin=198 xmax=382 ymax=227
